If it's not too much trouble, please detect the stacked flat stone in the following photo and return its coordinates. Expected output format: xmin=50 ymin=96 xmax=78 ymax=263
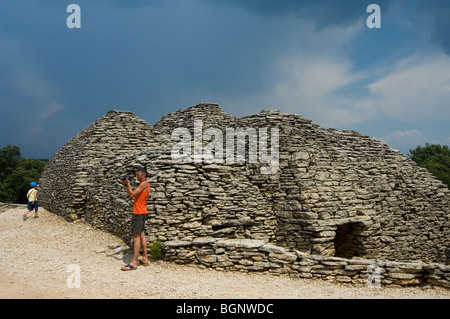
xmin=38 ymin=110 xmax=169 ymax=219
xmin=162 ymin=237 xmax=450 ymax=289
xmin=39 ymin=103 xmax=450 ymax=288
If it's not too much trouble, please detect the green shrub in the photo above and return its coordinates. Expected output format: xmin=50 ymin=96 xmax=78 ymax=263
xmin=148 ymin=239 xmax=163 ymax=261
xmin=408 ymin=143 xmax=450 ymax=189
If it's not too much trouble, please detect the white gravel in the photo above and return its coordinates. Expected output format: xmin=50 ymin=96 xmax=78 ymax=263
xmin=1 ymin=205 xmax=449 ymax=299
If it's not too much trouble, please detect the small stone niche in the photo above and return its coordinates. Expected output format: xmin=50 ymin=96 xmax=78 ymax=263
xmin=333 ymin=222 xmax=365 ymax=258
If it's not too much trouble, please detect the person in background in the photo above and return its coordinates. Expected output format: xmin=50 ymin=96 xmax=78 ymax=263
xmin=23 ymin=182 xmax=39 ymax=220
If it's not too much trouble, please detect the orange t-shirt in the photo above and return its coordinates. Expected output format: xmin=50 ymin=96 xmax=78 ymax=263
xmin=132 ymin=181 xmax=149 ymax=214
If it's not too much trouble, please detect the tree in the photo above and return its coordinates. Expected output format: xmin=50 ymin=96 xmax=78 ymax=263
xmin=0 ymin=145 xmax=47 ymax=204
xmin=0 ymin=144 xmax=20 ymax=181
xmin=408 ymin=143 xmax=450 ymax=189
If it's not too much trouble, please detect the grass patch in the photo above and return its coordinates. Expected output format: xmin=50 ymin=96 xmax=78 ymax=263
xmin=148 ymin=239 xmax=163 ymax=261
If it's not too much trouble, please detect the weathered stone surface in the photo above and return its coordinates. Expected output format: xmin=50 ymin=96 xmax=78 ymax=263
xmin=38 ymin=110 xmax=168 ymax=221
xmin=260 ymin=244 xmax=287 ymax=254
xmin=38 ymin=103 xmax=450 ymax=289
xmin=163 ymin=240 xmax=192 ymax=247
xmin=216 ymin=239 xmax=266 ymax=249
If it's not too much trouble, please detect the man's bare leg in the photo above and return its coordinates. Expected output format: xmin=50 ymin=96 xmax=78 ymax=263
xmin=131 ymin=233 xmax=141 ymax=266
xmin=121 ymin=233 xmax=140 ymax=270
xmin=140 ymin=232 xmax=149 ymax=264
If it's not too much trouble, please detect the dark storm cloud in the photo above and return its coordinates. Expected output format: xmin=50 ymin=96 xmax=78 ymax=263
xmin=210 ymin=0 xmax=449 ymax=54
xmin=101 ymin=0 xmax=163 ymax=8
xmin=206 ymin=0 xmax=394 ymax=29
xmin=1 ymin=0 xmax=449 ymax=158
xmin=415 ymin=0 xmax=450 ymax=55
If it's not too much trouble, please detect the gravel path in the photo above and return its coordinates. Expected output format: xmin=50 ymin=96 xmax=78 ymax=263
xmin=1 ymin=205 xmax=449 ymax=299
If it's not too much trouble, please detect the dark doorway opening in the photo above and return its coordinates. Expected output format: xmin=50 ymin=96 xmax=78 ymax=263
xmin=334 ymin=222 xmax=365 ymax=258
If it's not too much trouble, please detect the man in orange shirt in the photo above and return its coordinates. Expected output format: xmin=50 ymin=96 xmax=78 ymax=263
xmin=120 ymin=168 xmax=150 ymax=271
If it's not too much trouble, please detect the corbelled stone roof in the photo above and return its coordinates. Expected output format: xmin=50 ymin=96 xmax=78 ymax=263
xmin=38 ymin=109 xmax=168 ymax=217
xmin=40 ymin=103 xmax=450 ymax=266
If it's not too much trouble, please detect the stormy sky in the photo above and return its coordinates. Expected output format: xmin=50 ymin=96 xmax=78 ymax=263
xmin=1 ymin=0 xmax=449 ymax=158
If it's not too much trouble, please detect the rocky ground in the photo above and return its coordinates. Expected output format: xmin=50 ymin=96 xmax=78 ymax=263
xmin=1 ymin=204 xmax=450 ymax=300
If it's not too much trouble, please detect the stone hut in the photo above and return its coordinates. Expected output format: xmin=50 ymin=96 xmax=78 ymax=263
xmin=39 ymin=103 xmax=450 ymax=288
xmin=38 ymin=109 xmax=168 ymax=219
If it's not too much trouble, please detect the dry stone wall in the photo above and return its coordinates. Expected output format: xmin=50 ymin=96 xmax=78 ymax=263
xmin=85 ymin=145 xmax=278 ymax=244
xmin=39 ymin=103 xmax=450 ymax=289
xmin=39 ymin=110 xmax=168 ymax=219
xmin=162 ymin=238 xmax=450 ymax=289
